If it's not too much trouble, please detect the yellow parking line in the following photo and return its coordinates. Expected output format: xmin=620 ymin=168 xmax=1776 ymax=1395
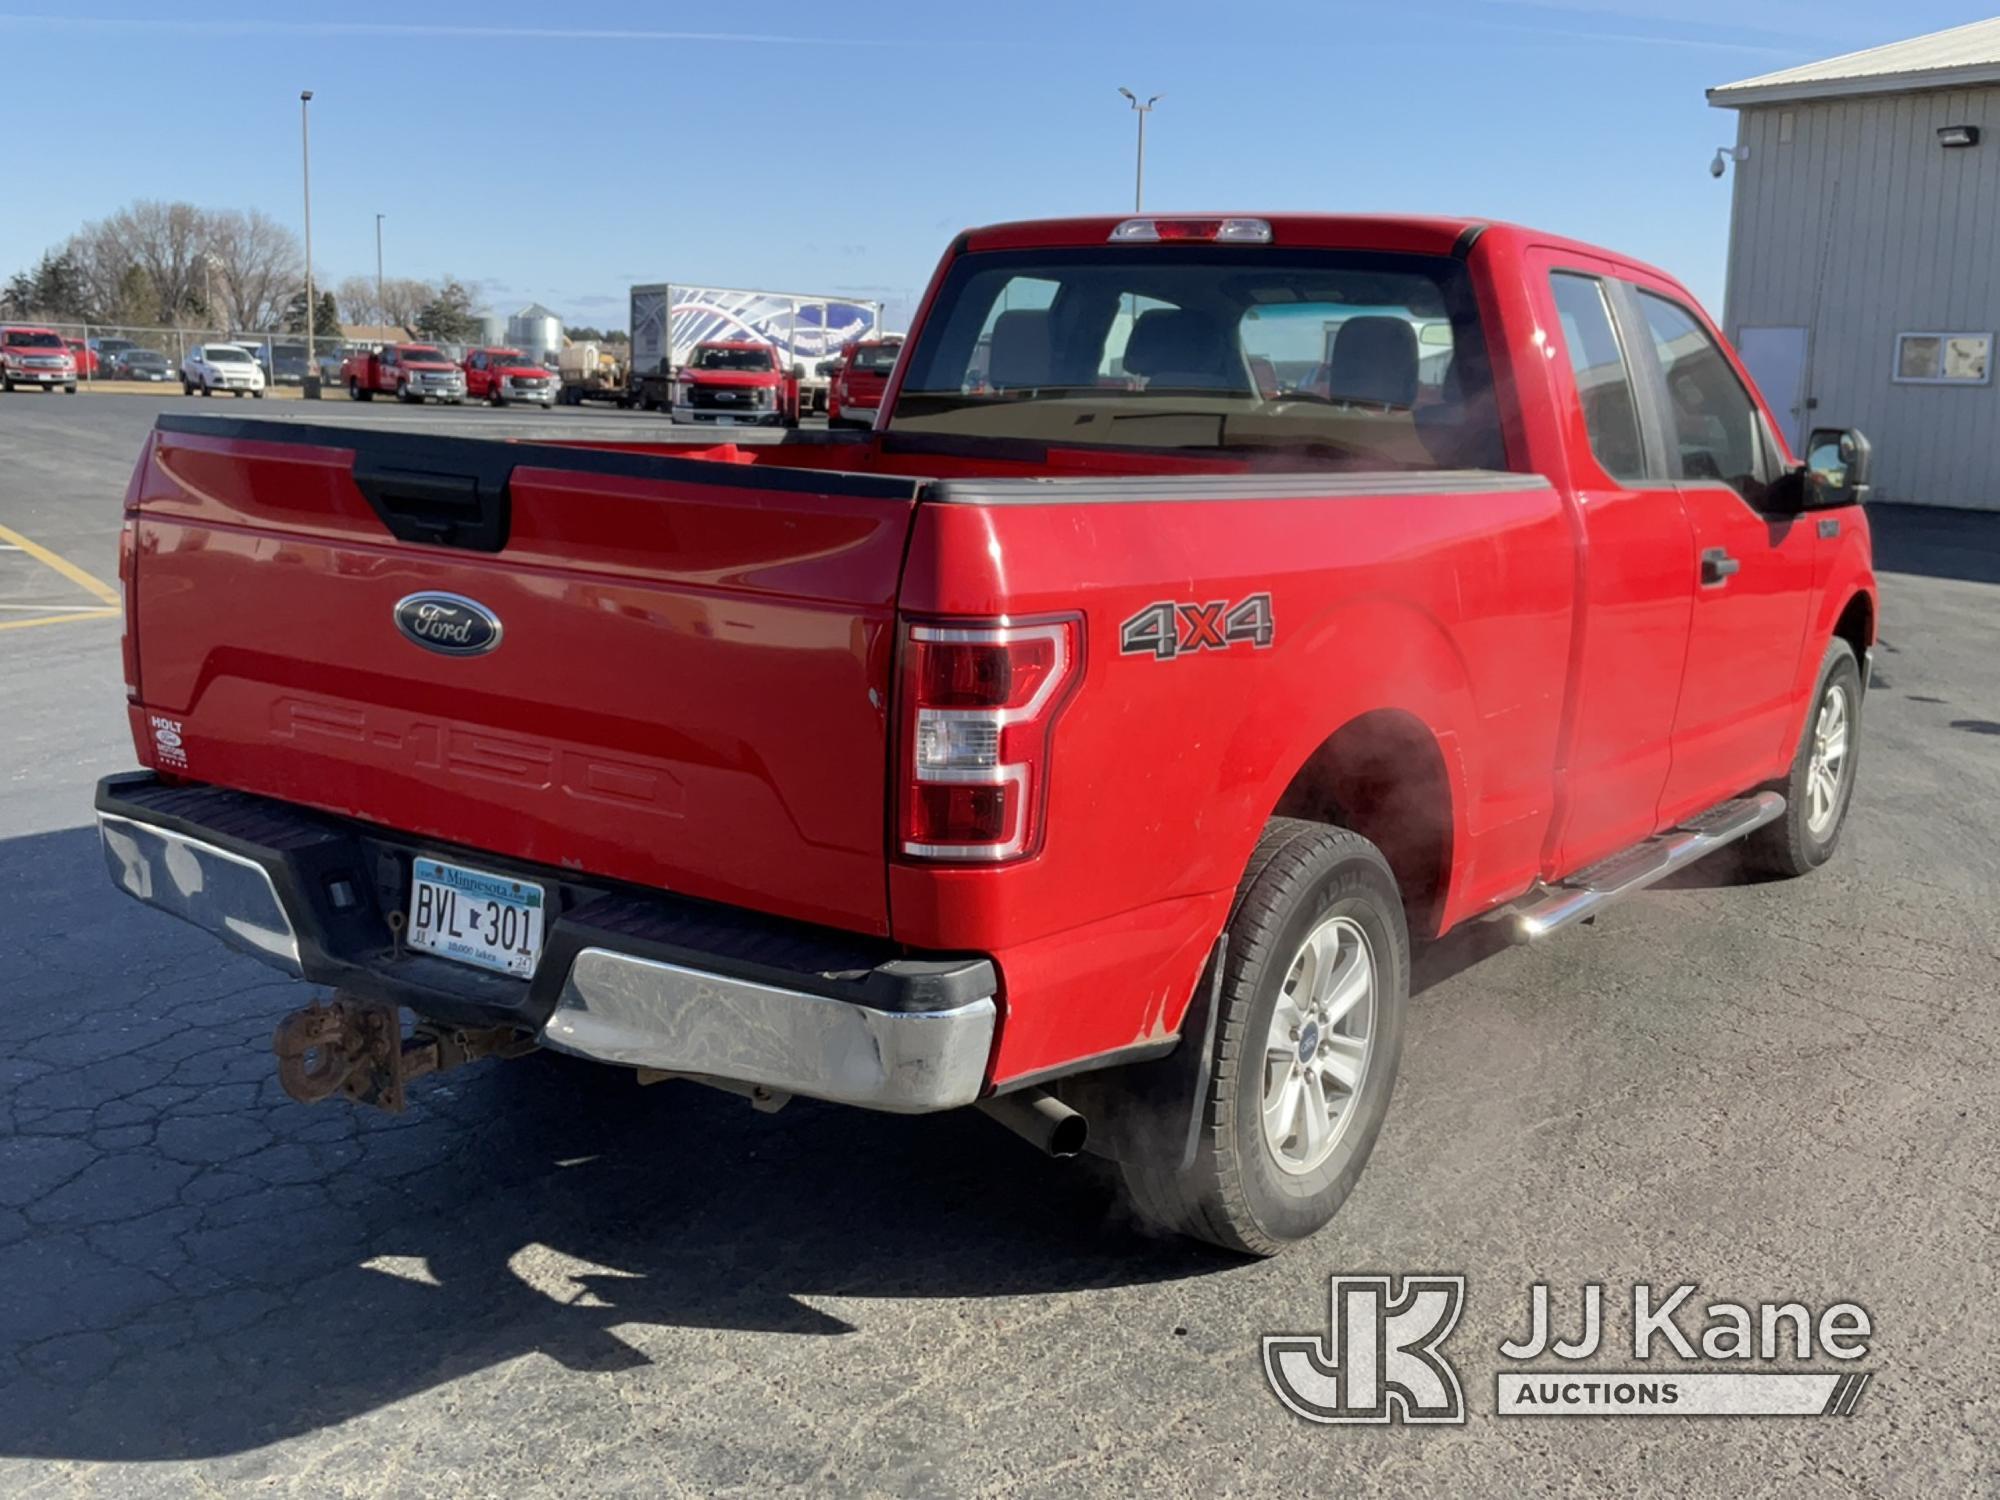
xmin=0 ymin=607 xmax=120 ymax=632
xmin=0 ymin=520 xmax=121 ymax=606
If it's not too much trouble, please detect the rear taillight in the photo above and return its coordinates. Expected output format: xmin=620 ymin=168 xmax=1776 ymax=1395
xmin=118 ymin=513 xmax=139 ymax=699
xmin=898 ymin=617 xmax=1082 ymax=861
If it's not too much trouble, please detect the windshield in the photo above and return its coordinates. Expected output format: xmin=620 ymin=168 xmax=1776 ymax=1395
xmin=206 ymin=347 xmax=252 ymax=363
xmin=891 ymin=246 xmax=1504 ymax=468
xmin=488 ymin=350 xmax=532 ymax=365
xmin=402 ymin=347 xmax=448 ymax=363
xmin=693 ymin=346 xmax=773 ymax=372
xmin=4 ymin=331 xmax=62 ymax=348
xmin=125 ymin=351 xmax=167 ymax=365
xmin=851 ymin=343 xmax=900 ymax=374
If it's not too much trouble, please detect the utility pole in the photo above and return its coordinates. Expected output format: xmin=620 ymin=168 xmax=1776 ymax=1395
xmin=376 ymin=213 xmax=385 ymax=319
xmin=300 ymin=89 xmax=318 ymax=396
xmin=1117 ymin=88 xmax=1161 ymax=212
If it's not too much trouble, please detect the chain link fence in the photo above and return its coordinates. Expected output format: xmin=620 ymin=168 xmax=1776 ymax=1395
xmin=28 ymin=321 xmax=326 ymax=386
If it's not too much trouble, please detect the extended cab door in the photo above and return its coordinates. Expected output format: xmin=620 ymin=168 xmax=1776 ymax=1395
xmin=1528 ymin=255 xmax=1695 ymax=873
xmin=1619 ymin=285 xmax=1816 ymax=825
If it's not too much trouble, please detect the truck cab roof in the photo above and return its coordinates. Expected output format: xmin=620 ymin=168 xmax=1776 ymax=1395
xmin=954 ymin=213 xmax=1688 ymax=290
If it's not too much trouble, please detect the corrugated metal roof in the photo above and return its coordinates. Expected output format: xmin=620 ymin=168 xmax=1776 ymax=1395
xmin=1711 ymin=19 xmax=2000 ymax=107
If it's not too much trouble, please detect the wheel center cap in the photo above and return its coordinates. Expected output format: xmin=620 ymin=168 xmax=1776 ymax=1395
xmin=1297 ymin=1020 xmax=1321 ymax=1063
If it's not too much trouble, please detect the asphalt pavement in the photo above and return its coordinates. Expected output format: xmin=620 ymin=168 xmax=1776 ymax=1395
xmin=1 ymin=392 xmax=1995 ymax=1497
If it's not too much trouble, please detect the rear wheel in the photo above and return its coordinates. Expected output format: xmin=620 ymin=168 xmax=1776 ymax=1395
xmin=1746 ymin=637 xmax=1862 ymax=877
xmin=1119 ymin=819 xmax=1409 ymax=1255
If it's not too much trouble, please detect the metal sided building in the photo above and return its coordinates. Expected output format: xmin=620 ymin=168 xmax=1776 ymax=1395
xmin=1711 ymin=20 xmax=2000 ymax=511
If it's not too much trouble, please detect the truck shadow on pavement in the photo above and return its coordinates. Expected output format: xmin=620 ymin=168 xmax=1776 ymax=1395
xmin=0 ymin=825 xmax=1216 ymax=1463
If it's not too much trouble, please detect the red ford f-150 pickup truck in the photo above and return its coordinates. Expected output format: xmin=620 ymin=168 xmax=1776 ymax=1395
xmin=670 ymin=339 xmax=802 ymax=427
xmin=340 ymin=342 xmax=467 ymax=405
xmin=827 ymin=335 xmax=903 ymax=430
xmin=98 ymin=215 xmax=1875 ymax=1253
xmin=462 ymin=346 xmax=557 ymax=408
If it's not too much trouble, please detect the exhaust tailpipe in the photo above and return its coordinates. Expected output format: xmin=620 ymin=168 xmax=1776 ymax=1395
xmin=978 ymin=1089 xmax=1088 ymax=1158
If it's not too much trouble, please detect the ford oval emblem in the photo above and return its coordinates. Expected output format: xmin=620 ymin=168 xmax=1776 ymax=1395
xmin=394 ymin=592 xmax=502 ymax=656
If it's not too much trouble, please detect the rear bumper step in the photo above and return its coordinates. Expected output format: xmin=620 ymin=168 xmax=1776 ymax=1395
xmin=95 ymin=773 xmax=998 ymax=1112
xmin=1510 ymin=792 xmax=1786 ymax=939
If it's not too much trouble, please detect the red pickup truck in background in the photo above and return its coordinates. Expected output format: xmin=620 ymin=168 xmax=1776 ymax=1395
xmin=461 ymin=346 xmax=557 ymax=408
xmin=1 ymin=325 xmax=78 ymax=391
xmin=827 ymin=335 xmax=903 ymax=429
xmin=669 ymin=339 xmax=801 ymax=426
xmin=98 ymin=214 xmax=1875 ymax=1254
xmin=340 ymin=342 xmax=468 ymax=404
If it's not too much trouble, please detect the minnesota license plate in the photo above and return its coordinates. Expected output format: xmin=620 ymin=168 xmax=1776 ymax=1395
xmin=407 ymin=857 xmax=545 ymax=977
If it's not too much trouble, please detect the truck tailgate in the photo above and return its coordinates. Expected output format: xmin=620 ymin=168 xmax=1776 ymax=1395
xmin=126 ymin=416 xmax=924 ymax=934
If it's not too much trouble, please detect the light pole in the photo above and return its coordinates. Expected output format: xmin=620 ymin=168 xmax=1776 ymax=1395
xmin=375 ymin=213 xmax=385 ymax=319
xmin=300 ymin=89 xmax=318 ymax=397
xmin=1117 ymin=87 xmax=1160 ymax=212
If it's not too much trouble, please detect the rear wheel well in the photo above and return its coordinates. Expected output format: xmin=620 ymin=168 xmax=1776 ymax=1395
xmin=1270 ymin=710 xmax=1452 ymax=938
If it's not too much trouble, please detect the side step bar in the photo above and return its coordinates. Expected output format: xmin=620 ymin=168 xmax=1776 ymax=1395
xmin=1510 ymin=792 xmax=1786 ymax=940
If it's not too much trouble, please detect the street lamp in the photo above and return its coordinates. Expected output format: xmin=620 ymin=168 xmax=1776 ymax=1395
xmin=300 ymin=89 xmax=319 ymax=397
xmin=1117 ymin=87 xmax=1161 ymax=212
xmin=376 ymin=213 xmax=385 ymax=319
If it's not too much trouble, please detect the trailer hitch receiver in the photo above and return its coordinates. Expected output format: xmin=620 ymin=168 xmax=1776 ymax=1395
xmin=272 ymin=994 xmax=534 ymax=1113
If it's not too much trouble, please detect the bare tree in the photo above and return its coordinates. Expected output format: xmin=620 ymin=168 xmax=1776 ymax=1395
xmin=206 ymin=209 xmax=302 ymax=331
xmin=334 ymin=275 xmax=382 ymax=326
xmin=63 ymin=221 xmax=145 ymax=323
xmin=93 ymin=201 xmax=211 ymax=321
xmin=379 ymin=277 xmax=436 ymax=331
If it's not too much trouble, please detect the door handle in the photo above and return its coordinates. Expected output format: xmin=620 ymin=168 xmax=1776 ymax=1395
xmin=1700 ymin=547 xmax=1741 ymax=586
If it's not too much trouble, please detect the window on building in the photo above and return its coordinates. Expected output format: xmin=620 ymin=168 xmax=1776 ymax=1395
xmin=1893 ymin=331 xmax=1992 ymax=385
xmin=1549 ymin=272 xmax=1647 ymax=482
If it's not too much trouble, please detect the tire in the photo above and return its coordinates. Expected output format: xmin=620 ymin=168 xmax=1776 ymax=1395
xmin=1119 ymin=819 xmax=1410 ymax=1255
xmin=251 ymin=390 xmax=264 ymax=399
xmin=1745 ymin=637 xmax=1862 ymax=878
xmin=1 ymin=376 xmax=11 ymax=393
xmin=200 ymin=381 xmax=212 ymax=398
xmin=65 ymin=383 xmax=77 ymax=394
xmin=489 ymin=386 xmax=505 ymax=408
xmin=182 ymin=378 xmax=193 ymax=395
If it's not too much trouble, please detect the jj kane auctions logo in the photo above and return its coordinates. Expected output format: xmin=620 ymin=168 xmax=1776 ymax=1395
xmin=1265 ymin=1277 xmax=1873 ymax=1423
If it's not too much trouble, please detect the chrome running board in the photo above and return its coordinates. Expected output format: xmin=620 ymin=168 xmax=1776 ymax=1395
xmin=1509 ymin=791 xmax=1786 ymax=940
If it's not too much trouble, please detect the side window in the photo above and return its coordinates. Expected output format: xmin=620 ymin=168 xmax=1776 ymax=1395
xmin=1549 ymin=272 xmax=1647 ymax=482
xmin=1634 ymin=291 xmax=1766 ymax=501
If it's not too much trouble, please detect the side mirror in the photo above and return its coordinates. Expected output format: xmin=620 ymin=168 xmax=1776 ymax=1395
xmin=1803 ymin=427 xmax=1872 ymax=508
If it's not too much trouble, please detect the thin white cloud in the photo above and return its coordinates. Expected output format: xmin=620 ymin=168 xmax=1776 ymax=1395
xmin=1476 ymin=19 xmax=1799 ymax=57
xmin=0 ymin=14 xmax=898 ymax=46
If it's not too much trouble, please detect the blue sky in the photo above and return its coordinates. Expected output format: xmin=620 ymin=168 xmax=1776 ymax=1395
xmin=1 ymin=2 xmax=1989 ymax=331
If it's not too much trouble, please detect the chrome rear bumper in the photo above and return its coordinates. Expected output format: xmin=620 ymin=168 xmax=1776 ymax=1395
xmin=99 ymin=813 xmax=302 ymax=975
xmin=544 ymin=949 xmax=996 ymax=1112
xmin=95 ymin=780 xmax=998 ymax=1114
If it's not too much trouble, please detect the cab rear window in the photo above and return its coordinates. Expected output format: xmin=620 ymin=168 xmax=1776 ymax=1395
xmin=892 ymin=246 xmax=1504 ymax=469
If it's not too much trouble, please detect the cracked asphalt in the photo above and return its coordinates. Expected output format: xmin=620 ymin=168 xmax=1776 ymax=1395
xmin=3 ymin=397 xmax=1996 ymax=1497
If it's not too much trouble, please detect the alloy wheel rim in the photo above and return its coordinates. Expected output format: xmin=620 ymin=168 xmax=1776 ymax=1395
xmin=1805 ymin=683 xmax=1850 ymax=837
xmin=1260 ymin=913 xmax=1376 ymax=1176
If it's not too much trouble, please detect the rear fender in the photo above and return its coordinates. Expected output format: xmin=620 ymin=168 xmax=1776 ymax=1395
xmin=1237 ymin=595 xmax=1477 ymax=935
